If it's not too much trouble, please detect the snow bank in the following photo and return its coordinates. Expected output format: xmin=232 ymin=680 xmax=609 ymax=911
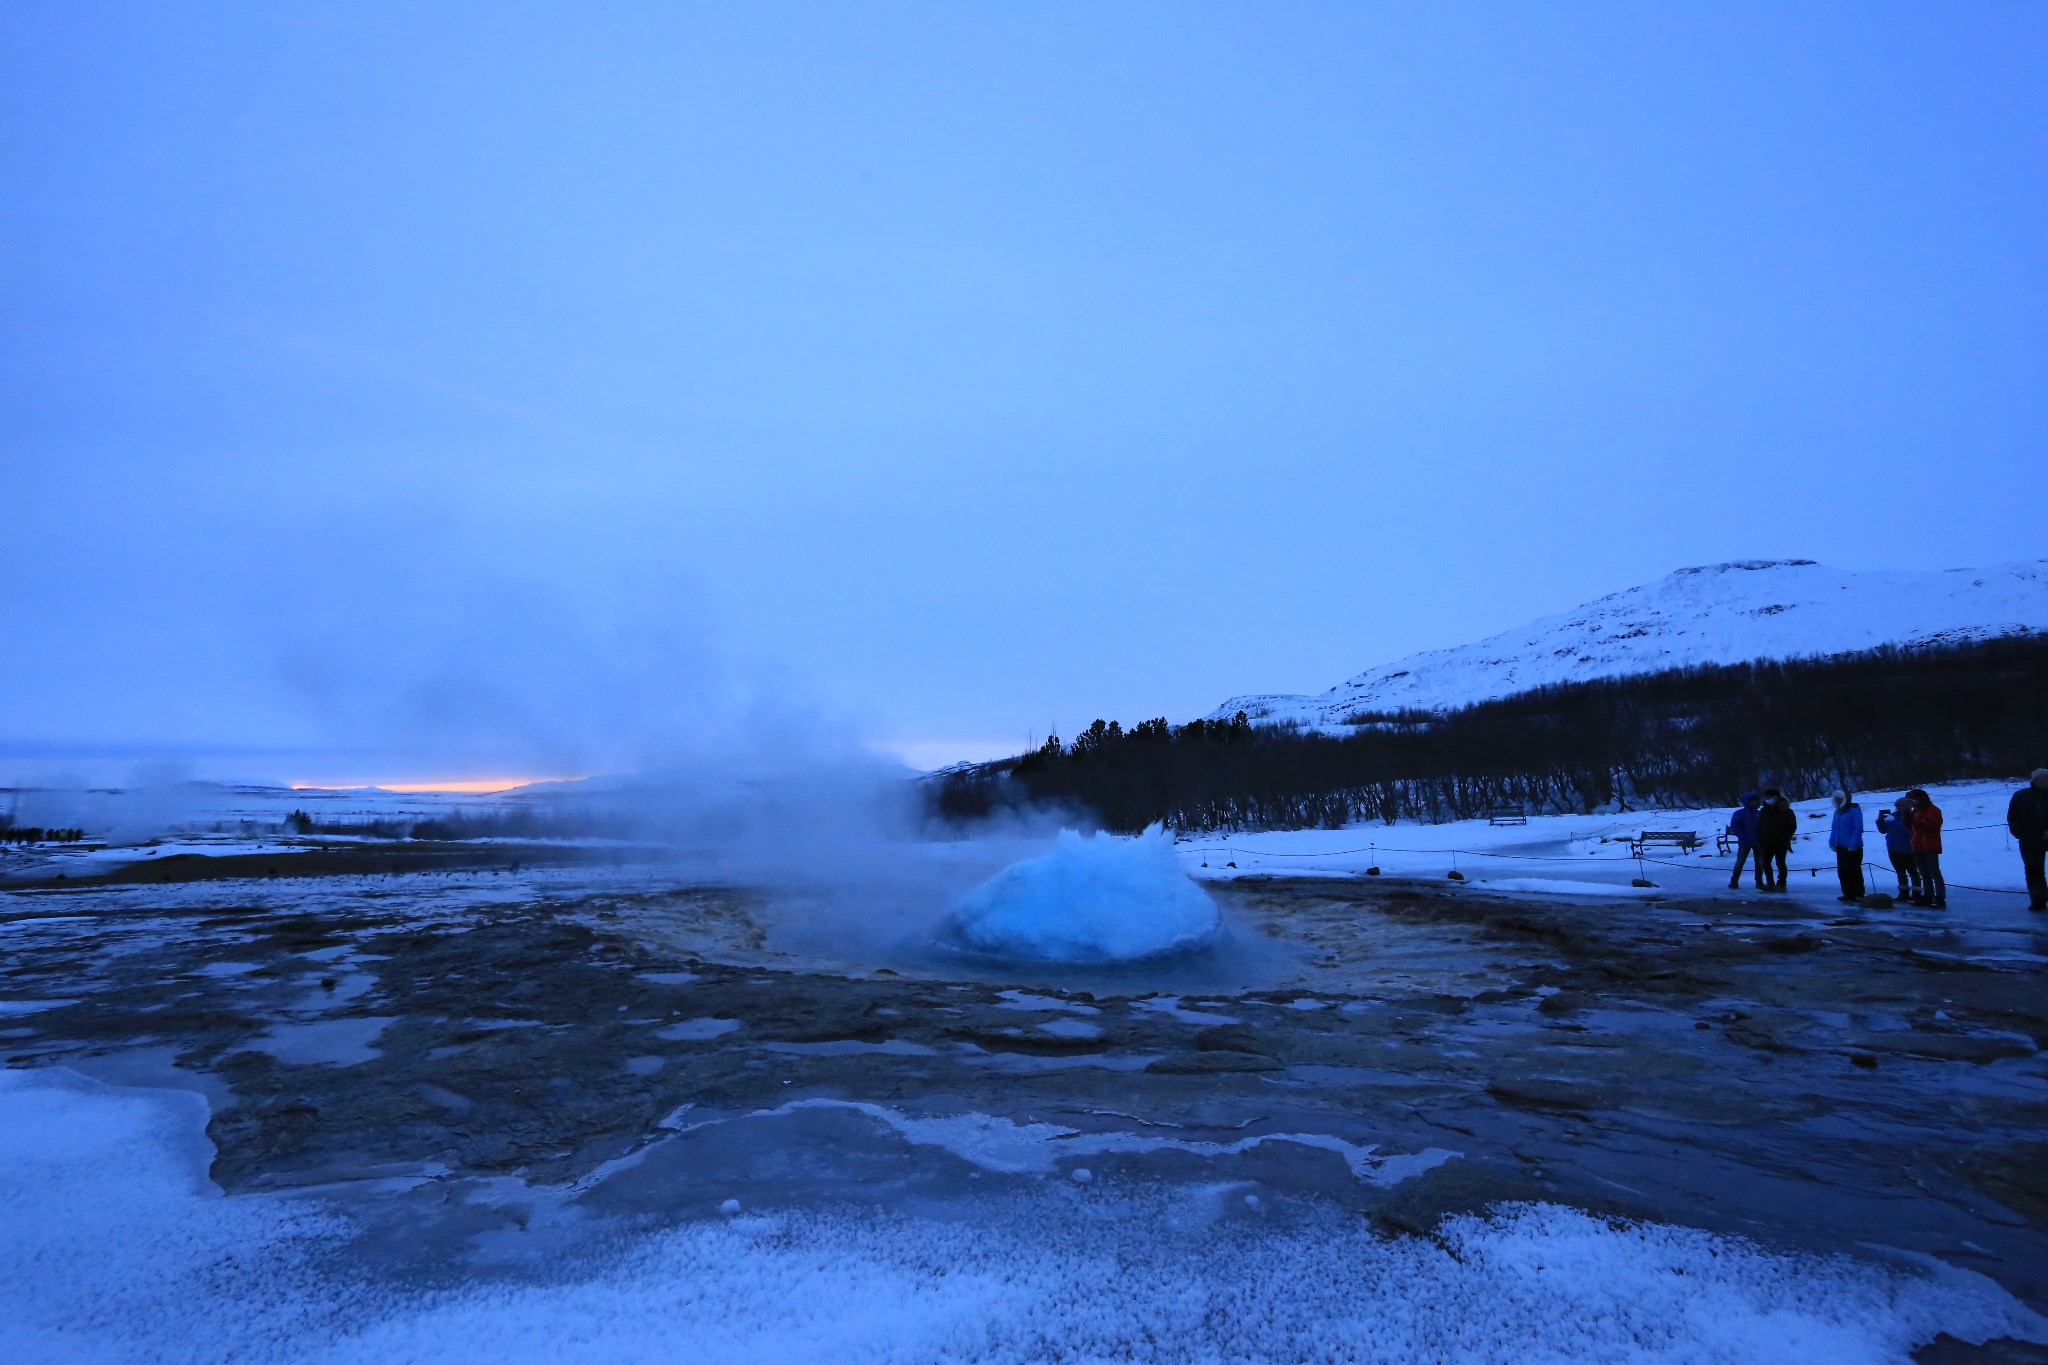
xmin=0 ymin=1070 xmax=344 ymax=1363
xmin=944 ymin=826 xmax=1222 ymax=962
xmin=332 ymin=1204 xmax=2048 ymax=1365
xmin=3 ymin=1068 xmax=2042 ymax=1364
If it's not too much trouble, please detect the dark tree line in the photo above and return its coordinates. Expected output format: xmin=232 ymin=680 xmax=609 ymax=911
xmin=287 ymin=807 xmax=599 ymax=841
xmin=929 ymin=636 xmax=2048 ymax=834
xmin=288 ymin=810 xmax=413 ymax=839
xmin=0 ymin=825 xmax=87 ymax=844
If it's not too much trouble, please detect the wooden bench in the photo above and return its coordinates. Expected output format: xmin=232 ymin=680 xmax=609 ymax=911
xmin=1482 ymin=807 xmax=1528 ymax=826
xmin=1629 ymin=830 xmax=1700 ymax=856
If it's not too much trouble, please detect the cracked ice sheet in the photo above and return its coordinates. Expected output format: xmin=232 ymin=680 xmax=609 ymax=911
xmin=4 ymin=1067 xmax=2045 ymax=1365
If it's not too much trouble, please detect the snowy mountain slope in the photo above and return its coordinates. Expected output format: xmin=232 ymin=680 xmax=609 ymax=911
xmin=1213 ymin=559 xmax=2048 ymax=726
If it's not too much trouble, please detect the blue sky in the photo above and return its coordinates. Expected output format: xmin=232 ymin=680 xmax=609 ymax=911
xmin=4 ymin=3 xmax=2044 ymax=782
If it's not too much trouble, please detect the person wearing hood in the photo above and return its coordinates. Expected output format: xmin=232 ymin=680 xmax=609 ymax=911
xmin=1875 ymin=796 xmax=1922 ymax=902
xmin=1827 ymin=790 xmax=1865 ymax=903
xmin=1755 ymin=789 xmax=1798 ymax=891
xmin=1726 ymin=791 xmax=1764 ymax=890
xmin=1906 ymin=788 xmax=1945 ymax=909
xmin=2007 ymin=768 xmax=2048 ymax=912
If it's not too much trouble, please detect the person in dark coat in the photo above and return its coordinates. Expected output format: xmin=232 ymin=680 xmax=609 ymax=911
xmin=1875 ymin=796 xmax=1921 ymax=901
xmin=1755 ymin=788 xmax=1798 ymax=892
xmin=1827 ymin=789 xmax=1865 ymax=902
xmin=2008 ymin=768 xmax=2048 ymax=912
xmin=1907 ymin=788 xmax=1945 ymax=909
xmin=1726 ymin=791 xmax=1764 ymax=890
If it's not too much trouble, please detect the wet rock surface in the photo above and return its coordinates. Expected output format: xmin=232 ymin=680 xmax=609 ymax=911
xmin=2 ymin=857 xmax=2045 ymax=1336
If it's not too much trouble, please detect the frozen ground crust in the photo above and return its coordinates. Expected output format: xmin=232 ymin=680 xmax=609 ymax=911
xmin=2 ymin=1069 xmax=2041 ymax=1365
xmin=946 ymin=826 xmax=1221 ymax=963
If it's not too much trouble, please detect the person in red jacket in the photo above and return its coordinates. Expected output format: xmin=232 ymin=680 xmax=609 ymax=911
xmin=1906 ymin=788 xmax=1945 ymax=909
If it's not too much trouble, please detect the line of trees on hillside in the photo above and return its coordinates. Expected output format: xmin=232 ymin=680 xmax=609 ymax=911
xmin=928 ymin=636 xmax=2048 ymax=834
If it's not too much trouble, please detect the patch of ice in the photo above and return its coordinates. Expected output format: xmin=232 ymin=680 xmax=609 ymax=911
xmin=762 ymin=1039 xmax=936 ymax=1057
xmin=946 ymin=826 xmax=1221 ymax=963
xmin=0 ymin=999 xmax=78 ymax=1017
xmin=955 ymin=1049 xmax=1163 ymax=1074
xmin=290 ymin=971 xmax=375 ymax=1010
xmin=1037 ymin=1019 xmax=1101 ymax=1040
xmin=641 ymin=971 xmax=700 ymax=986
xmin=654 ymin=1018 xmax=739 ymax=1042
xmin=753 ymin=1098 xmax=1450 ymax=1186
xmin=1130 ymin=995 xmax=1240 ymax=1026
xmin=248 ymin=1016 xmax=392 ymax=1066
xmin=994 ymin=990 xmax=1101 ymax=1015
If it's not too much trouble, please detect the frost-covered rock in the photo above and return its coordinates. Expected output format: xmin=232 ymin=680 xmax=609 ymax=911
xmin=944 ymin=827 xmax=1221 ymax=963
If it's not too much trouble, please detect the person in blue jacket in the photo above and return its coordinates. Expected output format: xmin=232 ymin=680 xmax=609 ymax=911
xmin=1726 ymin=791 xmax=1763 ymax=890
xmin=1827 ymin=789 xmax=1865 ymax=902
xmin=1875 ymin=796 xmax=1920 ymax=901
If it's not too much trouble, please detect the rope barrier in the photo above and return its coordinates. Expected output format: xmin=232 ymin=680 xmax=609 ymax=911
xmin=1182 ymin=820 xmax=2017 ymax=861
xmin=1180 ymin=830 xmax=2035 ymax=896
xmin=1630 ymin=853 xmax=2029 ymax=895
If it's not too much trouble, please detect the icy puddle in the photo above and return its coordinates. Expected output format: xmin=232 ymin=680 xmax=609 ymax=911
xmin=249 ymin=1016 xmax=393 ymax=1065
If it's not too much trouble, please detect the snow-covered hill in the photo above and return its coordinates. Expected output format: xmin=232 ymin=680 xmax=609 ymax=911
xmin=1213 ymin=559 xmax=2048 ymax=727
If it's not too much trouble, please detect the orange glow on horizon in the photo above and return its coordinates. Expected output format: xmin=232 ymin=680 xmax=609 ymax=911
xmin=288 ymin=777 xmax=583 ymax=794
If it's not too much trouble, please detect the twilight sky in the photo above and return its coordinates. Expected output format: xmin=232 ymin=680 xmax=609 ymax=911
xmin=3 ymin=3 xmax=2045 ymax=784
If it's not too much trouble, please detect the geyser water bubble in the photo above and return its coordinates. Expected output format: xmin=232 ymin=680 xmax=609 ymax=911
xmin=945 ymin=826 xmax=1221 ymax=963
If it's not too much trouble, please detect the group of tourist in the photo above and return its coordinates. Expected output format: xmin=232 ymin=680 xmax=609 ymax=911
xmin=1722 ymin=769 xmax=2048 ymax=912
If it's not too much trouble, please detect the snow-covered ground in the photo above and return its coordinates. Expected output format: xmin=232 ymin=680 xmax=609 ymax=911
xmin=1215 ymin=558 xmax=2048 ymax=726
xmin=2 ymin=1067 xmax=2040 ymax=1363
xmin=5 ymin=775 xmax=2046 ymax=1359
xmin=1178 ymin=779 xmax=2040 ymax=914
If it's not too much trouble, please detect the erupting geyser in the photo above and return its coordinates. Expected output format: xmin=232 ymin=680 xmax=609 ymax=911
xmin=944 ymin=826 xmax=1221 ymax=963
